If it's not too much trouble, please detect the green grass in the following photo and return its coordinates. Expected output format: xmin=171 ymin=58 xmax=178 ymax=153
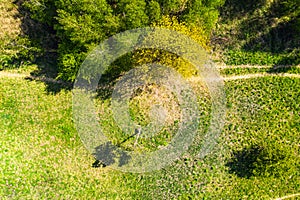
xmin=1 ymin=68 xmax=299 ymax=199
xmin=0 ymin=77 xmax=139 ymax=199
xmin=223 ymin=50 xmax=300 ymax=66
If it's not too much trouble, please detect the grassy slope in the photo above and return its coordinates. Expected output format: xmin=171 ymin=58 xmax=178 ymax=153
xmin=213 ymin=0 xmax=300 ymax=66
xmin=1 ymin=69 xmax=299 ymax=199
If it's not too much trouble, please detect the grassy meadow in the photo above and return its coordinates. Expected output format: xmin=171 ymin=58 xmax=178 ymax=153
xmin=0 ymin=66 xmax=299 ymax=199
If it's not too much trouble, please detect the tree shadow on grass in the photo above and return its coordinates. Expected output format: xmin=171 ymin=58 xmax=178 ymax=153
xmin=13 ymin=0 xmax=68 ymax=94
xmin=226 ymin=146 xmax=263 ymax=178
xmin=218 ymin=0 xmax=300 ymax=66
xmin=91 ymin=128 xmax=142 ymax=168
xmin=24 ymin=76 xmax=73 ymax=94
xmin=92 ymin=141 xmax=132 ymax=168
xmin=94 ymin=53 xmax=135 ymax=101
xmin=267 ymin=49 xmax=300 ymax=74
xmin=226 ymin=145 xmax=286 ymax=178
xmin=267 ymin=65 xmax=294 ymax=74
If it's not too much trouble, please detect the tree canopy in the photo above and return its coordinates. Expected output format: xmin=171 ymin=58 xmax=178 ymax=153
xmin=22 ymin=0 xmax=224 ymax=81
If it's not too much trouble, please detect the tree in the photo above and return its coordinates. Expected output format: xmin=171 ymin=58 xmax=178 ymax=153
xmin=23 ymin=0 xmax=224 ymax=81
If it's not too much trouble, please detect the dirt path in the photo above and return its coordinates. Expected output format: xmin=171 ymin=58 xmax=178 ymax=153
xmin=1 ymin=69 xmax=300 ymax=85
xmin=217 ymin=64 xmax=300 ymax=69
xmin=223 ymin=73 xmax=300 ymax=81
xmin=188 ymin=73 xmax=300 ymax=83
xmin=0 ymin=71 xmax=71 ymax=87
xmin=273 ymin=193 xmax=300 ymax=200
xmin=0 ymin=71 xmax=27 ymax=78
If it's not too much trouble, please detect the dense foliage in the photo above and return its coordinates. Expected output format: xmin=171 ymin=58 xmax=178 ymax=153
xmin=2 ymin=0 xmax=299 ymax=74
xmin=21 ymin=0 xmax=224 ymax=81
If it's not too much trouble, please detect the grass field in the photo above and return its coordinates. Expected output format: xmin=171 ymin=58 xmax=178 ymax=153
xmin=0 ymin=65 xmax=299 ymax=199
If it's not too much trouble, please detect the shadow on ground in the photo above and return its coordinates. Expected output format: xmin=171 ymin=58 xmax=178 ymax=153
xmin=267 ymin=65 xmax=294 ymax=74
xmin=216 ymin=0 xmax=300 ymax=66
xmin=92 ymin=142 xmax=132 ymax=168
xmin=13 ymin=0 xmax=70 ymax=94
xmin=226 ymin=145 xmax=286 ymax=178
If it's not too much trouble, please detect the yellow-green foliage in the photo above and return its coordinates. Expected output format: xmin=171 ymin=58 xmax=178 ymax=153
xmin=0 ymin=0 xmax=20 ymax=68
xmin=133 ymin=16 xmax=210 ymax=78
xmin=153 ymin=16 xmax=210 ymax=50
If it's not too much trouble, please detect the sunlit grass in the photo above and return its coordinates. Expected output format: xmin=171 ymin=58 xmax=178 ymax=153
xmin=0 ymin=77 xmax=137 ymax=199
xmin=1 ymin=68 xmax=299 ymax=199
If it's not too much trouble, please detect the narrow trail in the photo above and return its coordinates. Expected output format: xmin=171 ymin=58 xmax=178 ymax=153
xmin=223 ymin=73 xmax=300 ymax=81
xmin=0 ymin=71 xmax=26 ymax=78
xmin=1 ymin=67 xmax=300 ymax=86
xmin=273 ymin=193 xmax=300 ymax=200
xmin=0 ymin=71 xmax=71 ymax=86
xmin=217 ymin=64 xmax=300 ymax=69
xmin=187 ymin=73 xmax=300 ymax=83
